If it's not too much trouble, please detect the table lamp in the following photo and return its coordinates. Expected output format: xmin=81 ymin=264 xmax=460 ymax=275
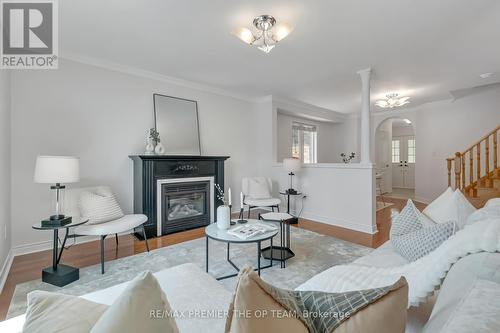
xmin=34 ymin=156 xmax=80 ymax=223
xmin=283 ymin=157 xmax=301 ymax=194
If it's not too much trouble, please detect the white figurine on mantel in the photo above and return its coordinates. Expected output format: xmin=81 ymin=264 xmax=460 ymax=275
xmin=154 ymin=142 xmax=165 ymax=155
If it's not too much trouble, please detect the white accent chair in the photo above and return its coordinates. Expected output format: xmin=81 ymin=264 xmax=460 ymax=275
xmin=242 ymin=177 xmax=281 ymax=218
xmin=65 ymin=186 xmax=150 ymax=274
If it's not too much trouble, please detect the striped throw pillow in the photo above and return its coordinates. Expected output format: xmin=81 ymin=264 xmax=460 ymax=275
xmin=79 ymin=188 xmax=124 ymax=224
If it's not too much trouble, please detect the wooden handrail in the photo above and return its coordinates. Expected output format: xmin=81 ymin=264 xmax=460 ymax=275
xmin=446 ymin=125 xmax=499 ymax=195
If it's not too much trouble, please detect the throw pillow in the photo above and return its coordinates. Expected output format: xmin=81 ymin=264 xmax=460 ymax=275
xmin=90 ymin=271 xmax=179 ymax=333
xmin=23 ymin=290 xmax=108 ymax=333
xmin=79 ymin=187 xmax=124 ymax=224
xmin=225 ymin=266 xmax=408 ymax=333
xmin=423 ymin=188 xmax=476 ymax=229
xmin=392 ymin=221 xmax=456 ymax=261
xmin=390 ymin=199 xmax=423 ymax=239
xmin=247 ymin=177 xmax=271 ymax=199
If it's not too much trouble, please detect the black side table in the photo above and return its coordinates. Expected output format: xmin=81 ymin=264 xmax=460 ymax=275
xmin=259 ymin=213 xmax=297 ymax=268
xmin=279 ymin=191 xmax=302 ymax=224
xmin=32 ymin=217 xmax=88 ymax=287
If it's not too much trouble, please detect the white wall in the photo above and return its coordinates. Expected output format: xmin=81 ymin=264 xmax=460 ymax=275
xmin=414 ymin=87 xmax=500 ymax=202
xmin=0 ymin=71 xmax=12 ymax=289
xmin=373 ymin=85 xmax=500 ymax=203
xmin=256 ymin=100 xmax=376 ymax=234
xmin=276 ymin=113 xmax=346 ymax=163
xmin=10 ymin=59 xmax=260 ymax=251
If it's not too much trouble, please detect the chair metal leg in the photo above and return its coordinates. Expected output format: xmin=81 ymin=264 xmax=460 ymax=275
xmin=271 ymin=206 xmax=275 ymax=212
xmin=100 ymin=236 xmax=105 ymax=274
xmin=115 ymin=233 xmax=119 ymax=246
xmin=247 ymin=206 xmax=251 ymax=219
xmin=141 ymin=225 xmax=150 ymax=252
xmin=277 ymin=205 xmax=280 ymax=212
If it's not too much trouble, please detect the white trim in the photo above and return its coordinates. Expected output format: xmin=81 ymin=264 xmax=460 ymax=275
xmin=61 ymin=53 xmax=256 ymax=103
xmin=156 ymin=177 xmax=215 ymax=237
xmin=299 ymin=210 xmax=378 ymax=235
xmin=0 ymin=249 xmax=13 ymax=293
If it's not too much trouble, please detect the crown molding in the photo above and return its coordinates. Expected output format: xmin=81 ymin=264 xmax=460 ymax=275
xmin=60 ymin=52 xmax=259 ymax=103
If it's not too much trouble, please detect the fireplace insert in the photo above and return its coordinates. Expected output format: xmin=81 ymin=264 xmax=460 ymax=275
xmin=161 ymin=180 xmax=210 ymax=234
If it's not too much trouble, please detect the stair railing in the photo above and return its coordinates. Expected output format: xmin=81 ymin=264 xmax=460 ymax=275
xmin=447 ymin=125 xmax=499 ymax=196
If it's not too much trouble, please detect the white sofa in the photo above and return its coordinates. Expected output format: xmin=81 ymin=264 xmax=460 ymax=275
xmin=2 ymin=248 xmax=499 ymax=332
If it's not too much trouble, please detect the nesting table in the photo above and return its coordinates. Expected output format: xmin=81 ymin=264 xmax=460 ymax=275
xmin=205 ymin=220 xmax=278 ymax=280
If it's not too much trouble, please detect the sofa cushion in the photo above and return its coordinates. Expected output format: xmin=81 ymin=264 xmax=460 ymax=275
xmin=82 ymin=263 xmax=232 ymax=333
xmin=226 ymin=266 xmax=408 ymax=333
xmin=90 ymin=271 xmax=179 ymax=333
xmin=423 ymin=252 xmax=500 ymax=333
xmin=352 ymin=241 xmax=409 ymax=268
xmin=79 ymin=187 xmax=124 ymax=224
xmin=23 ymin=291 xmax=108 ymax=333
xmin=392 ymin=221 xmax=456 ymax=262
xmin=438 ymin=279 xmax=500 ymax=333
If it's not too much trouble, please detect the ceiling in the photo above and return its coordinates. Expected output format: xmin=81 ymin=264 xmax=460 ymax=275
xmin=60 ymin=0 xmax=500 ymax=113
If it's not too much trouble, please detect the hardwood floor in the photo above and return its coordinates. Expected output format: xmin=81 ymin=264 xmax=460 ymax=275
xmin=0 ymin=197 xmax=423 ymax=320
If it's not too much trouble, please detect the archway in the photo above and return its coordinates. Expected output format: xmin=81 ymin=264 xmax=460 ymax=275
xmin=375 ymin=117 xmax=416 ymax=202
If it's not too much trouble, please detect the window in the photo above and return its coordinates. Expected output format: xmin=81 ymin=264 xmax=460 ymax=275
xmin=407 ymin=139 xmax=416 ymax=163
xmin=292 ymin=122 xmax=317 ymax=163
xmin=392 ymin=140 xmax=400 ymax=163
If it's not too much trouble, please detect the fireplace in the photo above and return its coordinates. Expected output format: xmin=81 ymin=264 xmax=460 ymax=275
xmin=159 ymin=178 xmax=212 ymax=235
xmin=130 ymin=155 xmax=229 ymax=238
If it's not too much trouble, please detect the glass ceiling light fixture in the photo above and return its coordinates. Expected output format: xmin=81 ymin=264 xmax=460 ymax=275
xmin=233 ymin=15 xmax=292 ymax=53
xmin=375 ymin=93 xmax=410 ymax=109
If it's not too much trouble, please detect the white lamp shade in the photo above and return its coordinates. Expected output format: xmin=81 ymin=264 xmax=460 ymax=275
xmin=283 ymin=158 xmax=301 ymax=173
xmin=34 ymin=156 xmax=80 ymax=184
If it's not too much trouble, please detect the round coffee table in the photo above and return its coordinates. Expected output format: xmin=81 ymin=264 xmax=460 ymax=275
xmin=32 ymin=217 xmax=88 ymax=286
xmin=205 ymin=219 xmax=278 ymax=280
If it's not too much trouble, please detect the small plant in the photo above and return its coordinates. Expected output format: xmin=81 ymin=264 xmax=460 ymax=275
xmin=214 ymin=184 xmax=226 ymax=205
xmin=148 ymin=128 xmax=160 ymax=145
xmin=340 ymin=152 xmax=356 ymax=164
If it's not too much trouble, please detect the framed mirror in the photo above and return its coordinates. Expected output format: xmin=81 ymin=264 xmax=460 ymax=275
xmin=153 ymin=93 xmax=201 ymax=155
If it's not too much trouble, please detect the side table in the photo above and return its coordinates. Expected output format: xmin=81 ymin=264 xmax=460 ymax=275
xmin=279 ymin=191 xmax=302 ymax=224
xmin=259 ymin=212 xmax=297 ymax=268
xmin=32 ymin=217 xmax=88 ymax=287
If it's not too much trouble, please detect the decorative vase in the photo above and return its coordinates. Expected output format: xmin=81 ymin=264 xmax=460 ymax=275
xmin=145 ymin=138 xmax=155 ymax=155
xmin=154 ymin=142 xmax=165 ymax=155
xmin=217 ymin=205 xmax=231 ymax=230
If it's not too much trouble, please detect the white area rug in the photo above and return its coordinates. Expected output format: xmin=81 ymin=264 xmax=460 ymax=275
xmin=7 ymin=226 xmax=371 ymax=318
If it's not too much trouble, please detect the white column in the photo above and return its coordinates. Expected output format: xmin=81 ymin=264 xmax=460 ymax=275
xmin=357 ymin=68 xmax=372 ymax=165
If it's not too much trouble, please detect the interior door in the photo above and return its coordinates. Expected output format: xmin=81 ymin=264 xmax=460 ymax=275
xmin=392 ymin=138 xmax=404 ymax=187
xmin=392 ymin=136 xmax=415 ymax=189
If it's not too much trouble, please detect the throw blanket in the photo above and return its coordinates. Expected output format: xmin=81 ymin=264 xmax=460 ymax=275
xmin=296 ymin=213 xmax=500 ymax=307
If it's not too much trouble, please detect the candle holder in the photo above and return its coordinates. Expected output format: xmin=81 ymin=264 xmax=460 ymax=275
xmin=237 ymin=207 xmax=248 ymax=224
xmin=229 ymin=205 xmax=236 ymax=225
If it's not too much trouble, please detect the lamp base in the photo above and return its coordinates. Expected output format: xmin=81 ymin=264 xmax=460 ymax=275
xmin=286 ymin=188 xmax=298 ymax=195
xmin=50 ymin=214 xmax=65 ymax=220
xmin=42 ymin=264 xmax=79 ymax=287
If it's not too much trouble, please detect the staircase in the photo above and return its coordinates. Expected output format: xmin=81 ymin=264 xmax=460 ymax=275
xmin=446 ymin=125 xmax=500 ymax=208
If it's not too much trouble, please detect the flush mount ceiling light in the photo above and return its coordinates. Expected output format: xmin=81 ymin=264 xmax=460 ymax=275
xmin=375 ymin=93 xmax=410 ymax=109
xmin=233 ymin=15 xmax=292 ymax=53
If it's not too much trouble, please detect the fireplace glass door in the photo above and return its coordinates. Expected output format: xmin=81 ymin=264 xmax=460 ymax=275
xmin=161 ymin=181 xmax=210 ymax=234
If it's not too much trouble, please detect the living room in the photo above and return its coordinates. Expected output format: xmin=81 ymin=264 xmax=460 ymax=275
xmin=1 ymin=1 xmax=500 ymax=332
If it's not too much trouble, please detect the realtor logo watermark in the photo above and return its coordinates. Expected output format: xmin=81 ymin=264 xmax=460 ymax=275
xmin=1 ymin=0 xmax=58 ymax=69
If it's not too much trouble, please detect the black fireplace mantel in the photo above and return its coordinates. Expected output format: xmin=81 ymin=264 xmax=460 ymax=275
xmin=129 ymin=155 xmax=229 ymax=238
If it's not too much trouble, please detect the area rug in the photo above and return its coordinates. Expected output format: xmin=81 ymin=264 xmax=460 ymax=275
xmin=7 ymin=226 xmax=371 ymax=319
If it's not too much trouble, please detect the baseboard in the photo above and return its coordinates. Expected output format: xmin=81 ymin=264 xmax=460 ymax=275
xmin=0 ymin=249 xmax=13 ymax=293
xmin=12 ymin=231 xmax=134 ymax=257
xmin=299 ymin=210 xmax=378 ymax=234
